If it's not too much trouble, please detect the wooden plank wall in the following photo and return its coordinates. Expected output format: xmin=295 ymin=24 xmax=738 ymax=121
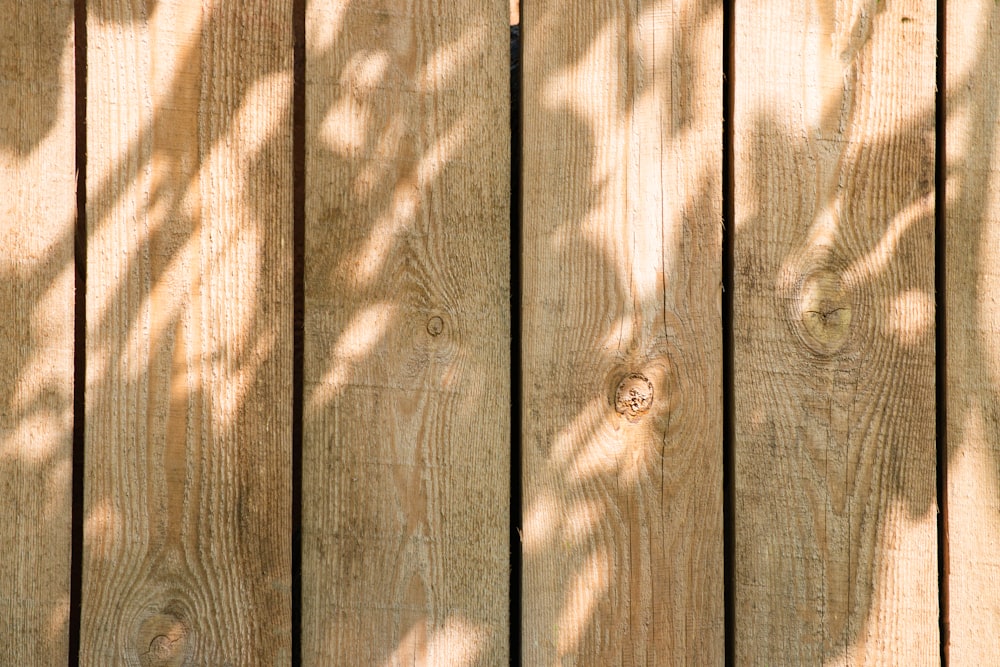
xmin=734 ymin=1 xmax=939 ymax=663
xmin=0 ymin=0 xmax=75 ymax=663
xmin=81 ymin=1 xmax=293 ymax=663
xmin=947 ymin=1 xmax=1000 ymax=663
xmin=521 ymin=0 xmax=723 ymax=663
xmin=302 ymin=0 xmax=510 ymax=665
xmin=8 ymin=0 xmax=1000 ymax=664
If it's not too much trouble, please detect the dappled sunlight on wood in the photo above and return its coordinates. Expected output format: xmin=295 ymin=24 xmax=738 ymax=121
xmin=945 ymin=1 xmax=1000 ymax=659
xmin=557 ymin=548 xmax=610 ymax=657
xmin=843 ymin=192 xmax=935 ymax=285
xmin=883 ymin=289 xmax=933 ymax=346
xmin=736 ymin=0 xmax=938 ymax=661
xmin=303 ymin=0 xmax=510 ymax=663
xmin=0 ymin=0 xmax=75 ymax=661
xmin=524 ymin=0 xmax=723 ymax=661
xmin=83 ymin=498 xmax=122 ymax=560
xmin=13 ymin=0 xmax=1000 ymax=661
xmin=309 ymin=301 xmax=398 ymax=407
xmin=949 ymin=404 xmax=1000 ymax=641
xmin=379 ymin=616 xmax=487 ymax=667
xmin=79 ymin=0 xmax=294 ymax=661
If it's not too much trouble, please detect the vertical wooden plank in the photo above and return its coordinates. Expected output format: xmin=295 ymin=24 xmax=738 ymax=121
xmin=522 ymin=0 xmax=723 ymax=663
xmin=303 ymin=1 xmax=510 ymax=664
xmin=81 ymin=1 xmax=293 ymax=663
xmin=734 ymin=1 xmax=937 ymax=663
xmin=0 ymin=1 xmax=75 ymax=663
xmin=946 ymin=1 xmax=1000 ymax=661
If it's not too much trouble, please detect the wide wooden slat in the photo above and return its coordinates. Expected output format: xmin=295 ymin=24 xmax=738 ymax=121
xmin=0 ymin=1 xmax=75 ymax=662
xmin=521 ymin=0 xmax=724 ymax=663
xmin=734 ymin=1 xmax=937 ymax=663
xmin=81 ymin=2 xmax=293 ymax=663
xmin=946 ymin=1 xmax=1000 ymax=661
xmin=303 ymin=1 xmax=510 ymax=664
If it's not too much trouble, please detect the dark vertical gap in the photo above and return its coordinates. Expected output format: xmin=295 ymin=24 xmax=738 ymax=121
xmin=721 ymin=0 xmax=736 ymax=665
xmin=291 ymin=0 xmax=306 ymax=663
xmin=509 ymin=12 xmax=523 ymax=667
xmin=69 ymin=0 xmax=87 ymax=665
xmin=935 ymin=1 xmax=949 ymax=664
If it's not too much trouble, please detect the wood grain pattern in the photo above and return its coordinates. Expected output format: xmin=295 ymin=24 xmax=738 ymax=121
xmin=303 ymin=1 xmax=510 ymax=664
xmin=521 ymin=0 xmax=723 ymax=663
xmin=81 ymin=2 xmax=293 ymax=663
xmin=946 ymin=1 xmax=1000 ymax=662
xmin=734 ymin=1 xmax=938 ymax=663
xmin=0 ymin=1 xmax=75 ymax=662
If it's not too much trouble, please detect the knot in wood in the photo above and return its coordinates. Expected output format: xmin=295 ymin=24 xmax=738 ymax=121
xmin=796 ymin=269 xmax=852 ymax=355
xmin=149 ymin=635 xmax=179 ymax=659
xmin=615 ymin=373 xmax=654 ymax=421
xmin=426 ymin=315 xmax=444 ymax=337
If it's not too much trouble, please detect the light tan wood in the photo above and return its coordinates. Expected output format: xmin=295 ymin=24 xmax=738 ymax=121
xmin=521 ymin=0 xmax=723 ymax=663
xmin=946 ymin=1 xmax=1000 ymax=662
xmin=81 ymin=2 xmax=293 ymax=663
xmin=0 ymin=1 xmax=75 ymax=662
xmin=734 ymin=1 xmax=938 ymax=663
xmin=303 ymin=1 xmax=510 ymax=664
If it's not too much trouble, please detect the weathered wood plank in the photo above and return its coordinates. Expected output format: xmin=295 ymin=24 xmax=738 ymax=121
xmin=303 ymin=1 xmax=510 ymax=664
xmin=521 ymin=0 xmax=724 ymax=663
xmin=734 ymin=1 xmax=937 ymax=663
xmin=0 ymin=1 xmax=75 ymax=662
xmin=81 ymin=2 xmax=293 ymax=663
xmin=946 ymin=1 xmax=1000 ymax=662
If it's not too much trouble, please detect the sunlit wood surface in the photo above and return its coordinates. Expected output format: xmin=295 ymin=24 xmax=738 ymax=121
xmin=521 ymin=0 xmax=724 ymax=663
xmin=0 ymin=0 xmax=75 ymax=662
xmin=735 ymin=1 xmax=938 ymax=663
xmin=947 ymin=1 xmax=1000 ymax=663
xmin=80 ymin=1 xmax=293 ymax=663
xmin=7 ymin=1 xmax=1000 ymax=664
xmin=303 ymin=0 xmax=511 ymax=664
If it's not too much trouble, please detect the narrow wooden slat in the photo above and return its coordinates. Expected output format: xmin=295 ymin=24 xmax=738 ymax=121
xmin=946 ymin=1 xmax=1000 ymax=661
xmin=0 ymin=1 xmax=75 ymax=662
xmin=81 ymin=2 xmax=293 ymax=663
xmin=521 ymin=0 xmax=723 ymax=662
xmin=303 ymin=1 xmax=510 ymax=664
xmin=734 ymin=1 xmax=937 ymax=662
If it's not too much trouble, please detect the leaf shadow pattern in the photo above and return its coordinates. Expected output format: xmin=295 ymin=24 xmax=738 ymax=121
xmin=5 ymin=0 xmax=1000 ymax=664
xmin=733 ymin=1 xmax=939 ymax=663
xmin=301 ymin=0 xmax=512 ymax=665
xmin=943 ymin=0 xmax=1000 ymax=659
xmin=0 ymin=0 xmax=76 ymax=662
xmin=521 ymin=0 xmax=725 ymax=663
xmin=78 ymin=1 xmax=294 ymax=663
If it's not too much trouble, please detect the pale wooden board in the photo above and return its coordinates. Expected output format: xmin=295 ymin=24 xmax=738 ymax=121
xmin=521 ymin=0 xmax=723 ymax=663
xmin=303 ymin=1 xmax=510 ymax=665
xmin=80 ymin=2 xmax=293 ymax=663
xmin=734 ymin=1 xmax=938 ymax=663
xmin=946 ymin=1 xmax=1000 ymax=661
xmin=0 ymin=0 xmax=75 ymax=662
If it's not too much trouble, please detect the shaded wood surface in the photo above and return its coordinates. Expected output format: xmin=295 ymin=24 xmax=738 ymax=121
xmin=521 ymin=0 xmax=724 ymax=663
xmin=946 ymin=1 xmax=1000 ymax=662
xmin=81 ymin=2 xmax=293 ymax=663
xmin=0 ymin=1 xmax=75 ymax=662
xmin=734 ymin=1 xmax=938 ymax=663
xmin=302 ymin=1 xmax=511 ymax=664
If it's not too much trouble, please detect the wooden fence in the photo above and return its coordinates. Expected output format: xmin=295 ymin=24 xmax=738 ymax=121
xmin=3 ymin=0 xmax=998 ymax=664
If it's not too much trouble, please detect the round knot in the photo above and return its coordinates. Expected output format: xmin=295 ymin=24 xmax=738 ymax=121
xmin=149 ymin=635 xmax=180 ymax=659
xmin=796 ymin=269 xmax=852 ymax=355
xmin=426 ymin=316 xmax=444 ymax=337
xmin=615 ymin=373 xmax=654 ymax=421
